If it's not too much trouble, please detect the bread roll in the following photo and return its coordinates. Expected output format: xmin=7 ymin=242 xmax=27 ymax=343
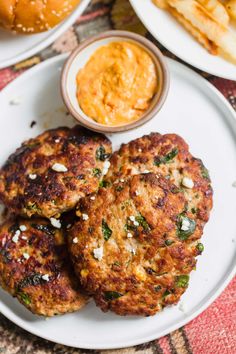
xmin=0 ymin=0 xmax=81 ymax=34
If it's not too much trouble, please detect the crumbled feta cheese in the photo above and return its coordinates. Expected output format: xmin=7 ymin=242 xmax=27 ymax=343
xmin=135 ymin=190 xmax=140 ymax=196
xmin=120 ymin=179 xmax=125 ymax=183
xmin=23 ymin=253 xmax=30 ymax=260
xmin=51 ymin=163 xmax=68 ymax=172
xmin=9 ymin=97 xmax=21 ymax=105
xmin=29 ymin=173 xmax=37 ymax=180
xmin=12 ymin=230 xmax=20 ymax=243
xmin=127 ymin=232 xmax=133 ymax=238
xmin=82 ymin=213 xmax=89 ymax=221
xmin=50 ymin=217 xmax=61 ymax=229
xmin=181 ymin=218 xmax=190 ymax=231
xmin=182 ymin=177 xmax=194 ymax=189
xmin=182 ymin=218 xmax=190 ymax=227
xmin=19 ymin=225 xmax=27 ymax=232
xmin=90 ymin=196 xmax=96 ymax=200
xmin=21 ymin=236 xmax=27 ymax=240
xmin=93 ymin=246 xmax=103 ymax=261
xmin=142 ymin=169 xmax=150 ymax=174
xmin=54 ymin=139 xmax=60 ymax=143
xmin=102 ymin=160 xmax=110 ymax=175
xmin=138 ymin=148 xmax=142 ymax=152
xmin=73 ymin=237 xmax=78 ymax=244
xmin=42 ymin=274 xmax=50 ymax=282
xmin=133 ymin=221 xmax=139 ymax=227
xmin=129 ymin=216 xmax=135 ymax=222
xmin=66 ymin=224 xmax=72 ymax=229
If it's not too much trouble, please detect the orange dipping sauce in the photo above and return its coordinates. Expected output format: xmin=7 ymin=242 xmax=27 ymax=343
xmin=76 ymin=41 xmax=158 ymax=126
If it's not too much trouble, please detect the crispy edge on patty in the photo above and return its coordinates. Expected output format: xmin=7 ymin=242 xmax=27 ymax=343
xmin=0 ymin=217 xmax=88 ymax=316
xmin=68 ymin=173 xmax=203 ymax=316
xmin=0 ymin=126 xmax=112 ymax=218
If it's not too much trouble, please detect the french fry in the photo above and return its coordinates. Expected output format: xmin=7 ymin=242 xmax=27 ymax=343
xmin=226 ymin=0 xmax=236 ymax=20
xmin=169 ymin=6 xmax=218 ymax=54
xmin=167 ymin=0 xmax=236 ymax=61
xmin=198 ymin=0 xmax=229 ymax=26
xmin=152 ymin=0 xmax=168 ymax=9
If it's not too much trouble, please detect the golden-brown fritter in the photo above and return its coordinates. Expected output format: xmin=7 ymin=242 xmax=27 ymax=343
xmin=106 ymin=133 xmax=213 ymax=237
xmin=0 ymin=126 xmax=112 ymax=218
xmin=68 ymin=173 xmax=203 ymax=316
xmin=0 ymin=218 xmax=88 ymax=316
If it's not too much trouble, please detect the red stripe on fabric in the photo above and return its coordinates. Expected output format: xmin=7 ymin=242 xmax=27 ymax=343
xmin=0 ymin=68 xmax=25 ymax=91
xmin=76 ymin=7 xmax=110 ymax=23
xmin=158 ymin=335 xmax=172 ymax=354
xmin=185 ymin=277 xmax=236 ymax=354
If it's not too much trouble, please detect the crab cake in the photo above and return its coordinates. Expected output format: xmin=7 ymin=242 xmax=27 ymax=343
xmin=0 ymin=218 xmax=88 ymax=316
xmin=68 ymin=173 xmax=204 ymax=316
xmin=106 ymin=133 xmax=213 ymax=233
xmin=0 ymin=126 xmax=112 ymax=218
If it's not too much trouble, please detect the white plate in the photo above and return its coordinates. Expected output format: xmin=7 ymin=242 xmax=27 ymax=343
xmin=0 ymin=0 xmax=90 ymax=69
xmin=129 ymin=0 xmax=236 ymax=80
xmin=0 ymin=54 xmax=235 ymax=349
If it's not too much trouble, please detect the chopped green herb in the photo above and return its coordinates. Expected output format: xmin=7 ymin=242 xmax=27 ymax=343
xmin=113 ymin=261 xmax=121 ymax=267
xmin=104 ymin=291 xmax=123 ymax=301
xmin=165 ymin=239 xmax=174 ymax=246
xmin=191 ymin=207 xmax=197 ymax=214
xmin=96 ymin=146 xmax=110 ymax=161
xmin=176 ymin=275 xmax=189 ymax=288
xmin=92 ymin=168 xmax=102 ymax=178
xmin=154 ymin=148 xmax=178 ymax=166
xmin=124 ymin=223 xmax=136 ymax=232
xmin=99 ymin=180 xmax=111 ymax=188
xmin=135 ymin=213 xmax=151 ymax=232
xmin=196 ymin=243 xmax=204 ymax=253
xmin=177 ymin=214 xmax=196 ymax=240
xmin=102 ymin=219 xmax=112 ymax=241
xmin=18 ymin=292 xmax=31 ymax=305
xmin=26 ymin=203 xmax=41 ymax=212
xmin=201 ymin=166 xmax=210 ymax=180
xmin=162 ymin=289 xmax=171 ymax=298
xmin=115 ymin=185 xmax=124 ymax=192
xmin=154 ymin=285 xmax=162 ymax=292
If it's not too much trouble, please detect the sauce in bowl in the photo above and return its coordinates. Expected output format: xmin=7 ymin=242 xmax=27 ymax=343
xmin=76 ymin=41 xmax=158 ymax=126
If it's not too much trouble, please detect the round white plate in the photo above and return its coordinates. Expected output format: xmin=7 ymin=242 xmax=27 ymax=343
xmin=0 ymin=0 xmax=90 ymax=69
xmin=129 ymin=0 xmax=236 ymax=80
xmin=0 ymin=54 xmax=235 ymax=349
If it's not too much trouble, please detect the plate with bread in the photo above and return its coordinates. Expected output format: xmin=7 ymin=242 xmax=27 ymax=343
xmin=0 ymin=45 xmax=235 ymax=348
xmin=130 ymin=0 xmax=236 ymax=80
xmin=0 ymin=0 xmax=90 ymax=69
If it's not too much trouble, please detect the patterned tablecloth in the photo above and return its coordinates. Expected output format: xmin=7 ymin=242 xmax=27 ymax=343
xmin=0 ymin=1 xmax=235 ymax=353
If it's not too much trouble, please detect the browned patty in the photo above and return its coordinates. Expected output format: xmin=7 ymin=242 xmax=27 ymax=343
xmin=68 ymin=173 xmax=204 ymax=316
xmin=0 ymin=217 xmax=88 ymax=316
xmin=0 ymin=126 xmax=112 ymax=218
xmin=106 ymin=133 xmax=213 ymax=236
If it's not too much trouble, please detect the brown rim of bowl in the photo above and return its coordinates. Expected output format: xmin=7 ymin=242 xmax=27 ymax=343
xmin=61 ymin=30 xmax=170 ymax=133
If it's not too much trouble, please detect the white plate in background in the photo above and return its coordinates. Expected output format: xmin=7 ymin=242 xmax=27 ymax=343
xmin=0 ymin=0 xmax=90 ymax=69
xmin=0 ymin=54 xmax=235 ymax=349
xmin=130 ymin=0 xmax=236 ymax=80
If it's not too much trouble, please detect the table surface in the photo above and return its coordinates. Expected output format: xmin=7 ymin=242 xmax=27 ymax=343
xmin=0 ymin=1 xmax=235 ymax=353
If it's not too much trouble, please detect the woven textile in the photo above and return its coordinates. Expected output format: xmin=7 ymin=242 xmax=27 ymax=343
xmin=0 ymin=1 xmax=235 ymax=353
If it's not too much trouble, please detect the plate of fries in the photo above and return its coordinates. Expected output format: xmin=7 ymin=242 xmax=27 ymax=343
xmin=129 ymin=0 xmax=236 ymax=79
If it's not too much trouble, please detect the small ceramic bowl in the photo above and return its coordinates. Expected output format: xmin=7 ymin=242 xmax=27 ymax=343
xmin=61 ymin=30 xmax=170 ymax=133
